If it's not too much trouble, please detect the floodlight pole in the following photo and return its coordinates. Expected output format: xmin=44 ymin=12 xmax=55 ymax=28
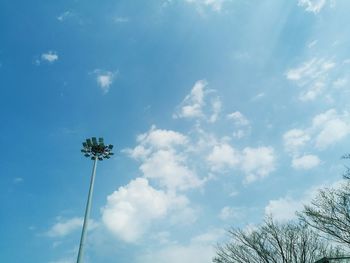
xmin=76 ymin=157 xmax=98 ymax=263
xmin=76 ymin=137 xmax=113 ymax=263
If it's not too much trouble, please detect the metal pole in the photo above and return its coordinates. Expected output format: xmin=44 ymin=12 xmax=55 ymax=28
xmin=76 ymin=157 xmax=98 ymax=263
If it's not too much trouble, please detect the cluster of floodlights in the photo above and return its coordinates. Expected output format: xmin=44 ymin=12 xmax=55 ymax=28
xmin=81 ymin=137 xmax=114 ymax=160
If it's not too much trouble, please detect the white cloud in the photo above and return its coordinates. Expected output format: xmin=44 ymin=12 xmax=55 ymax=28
xmin=207 ymin=143 xmax=240 ymax=171
xmin=173 ymin=80 xmax=221 ymax=122
xmin=124 ymin=145 xmax=151 ymax=160
xmin=138 ymin=229 xmax=224 ymax=263
xmin=333 ymin=77 xmax=348 ymax=88
xmin=227 ymin=111 xmax=249 ymax=126
xmin=125 ymin=126 xmax=204 ymax=192
xmin=113 ymin=16 xmax=129 ymax=23
xmin=185 ymin=0 xmax=231 ymax=12
xmin=312 ymin=109 xmax=350 ymax=149
xmin=219 ymin=206 xmax=244 ymax=220
xmin=283 ymin=129 xmax=310 ymax=154
xmin=140 ymin=149 xmax=203 ymax=191
xmin=136 ymin=126 xmax=188 ymax=150
xmin=307 ymin=40 xmax=318 ymax=48
xmin=265 ymin=180 xmax=344 ymax=222
xmin=209 ymin=98 xmax=222 ymax=123
xmin=102 ymin=178 xmax=190 ymax=242
xmin=227 ymin=111 xmax=251 ymax=138
xmin=41 ymin=51 xmax=59 ymax=63
xmin=13 ymin=177 xmax=23 ymax=183
xmin=47 ymin=217 xmax=83 ymax=238
xmin=285 ymin=110 xmax=350 ymax=151
xmin=299 ymin=81 xmax=324 ymax=101
xmin=174 ymin=80 xmax=206 ymax=119
xmin=207 ymin=143 xmax=276 ymax=182
xmin=251 ymin=92 xmax=265 ymax=101
xmin=57 ymin=11 xmax=72 ymax=21
xmin=286 ymin=58 xmax=335 ymax=101
xmin=298 ymin=0 xmax=327 ymax=13
xmin=94 ymin=70 xmax=116 ymax=93
xmin=292 ymin=154 xmax=320 ymax=170
xmin=140 ymin=243 xmax=215 ymax=263
xmin=265 ymin=197 xmax=304 ymax=222
xmin=241 ymin=147 xmax=276 ymax=183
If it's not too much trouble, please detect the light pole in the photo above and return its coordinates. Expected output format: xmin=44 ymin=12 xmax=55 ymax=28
xmin=76 ymin=137 xmax=113 ymax=263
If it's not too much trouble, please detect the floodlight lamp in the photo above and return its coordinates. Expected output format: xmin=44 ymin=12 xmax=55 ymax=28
xmin=81 ymin=137 xmax=114 ymax=161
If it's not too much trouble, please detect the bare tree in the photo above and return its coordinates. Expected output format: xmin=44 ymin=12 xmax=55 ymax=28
xmin=213 ymin=217 xmax=342 ymax=263
xmin=299 ymin=180 xmax=350 ymax=247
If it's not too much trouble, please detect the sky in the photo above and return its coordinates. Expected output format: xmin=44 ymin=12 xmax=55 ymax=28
xmin=1 ymin=0 xmax=350 ymax=262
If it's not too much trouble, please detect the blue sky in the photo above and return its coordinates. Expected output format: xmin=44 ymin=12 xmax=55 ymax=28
xmin=1 ymin=0 xmax=350 ymax=262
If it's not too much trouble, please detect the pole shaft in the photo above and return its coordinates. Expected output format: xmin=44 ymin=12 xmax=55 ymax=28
xmin=76 ymin=157 xmax=98 ymax=263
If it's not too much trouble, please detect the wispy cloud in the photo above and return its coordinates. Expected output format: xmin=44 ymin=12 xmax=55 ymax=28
xmin=298 ymin=0 xmax=327 ymax=13
xmin=13 ymin=177 xmax=23 ymax=184
xmin=173 ymin=80 xmax=221 ymax=123
xmin=94 ymin=70 xmax=117 ymax=94
xmin=185 ymin=0 xmax=232 ymax=12
xmin=46 ymin=217 xmax=83 ymax=238
xmin=42 ymin=51 xmax=59 ymax=63
xmin=113 ymin=16 xmax=130 ymax=23
xmin=286 ymin=58 xmax=335 ymax=102
xmin=57 ymin=11 xmax=72 ymax=22
xmin=35 ymin=51 xmax=59 ymax=65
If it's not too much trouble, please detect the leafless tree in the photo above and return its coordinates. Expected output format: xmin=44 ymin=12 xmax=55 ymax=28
xmin=299 ymin=180 xmax=350 ymax=247
xmin=213 ymin=217 xmax=342 ymax=263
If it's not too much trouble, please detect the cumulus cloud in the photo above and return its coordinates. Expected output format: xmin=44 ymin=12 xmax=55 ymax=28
xmin=286 ymin=58 xmax=335 ymax=101
xmin=136 ymin=126 xmax=188 ymax=150
xmin=312 ymin=109 xmax=350 ymax=149
xmin=241 ymin=147 xmax=276 ymax=183
xmin=101 ymin=178 xmax=190 ymax=242
xmin=298 ymin=0 xmax=327 ymax=13
xmin=173 ymin=80 xmax=221 ymax=123
xmin=47 ymin=217 xmax=83 ymax=238
xmin=207 ymin=143 xmax=240 ymax=171
xmin=207 ymin=143 xmax=276 ymax=183
xmin=283 ymin=109 xmax=350 ymax=165
xmin=292 ymin=154 xmax=320 ymax=170
xmin=137 ymin=229 xmax=224 ymax=263
xmin=140 ymin=150 xmax=203 ymax=191
xmin=94 ymin=70 xmax=117 ymax=93
xmin=125 ymin=126 xmax=204 ymax=192
xmin=283 ymin=129 xmax=310 ymax=154
xmin=265 ymin=180 xmax=344 ymax=222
